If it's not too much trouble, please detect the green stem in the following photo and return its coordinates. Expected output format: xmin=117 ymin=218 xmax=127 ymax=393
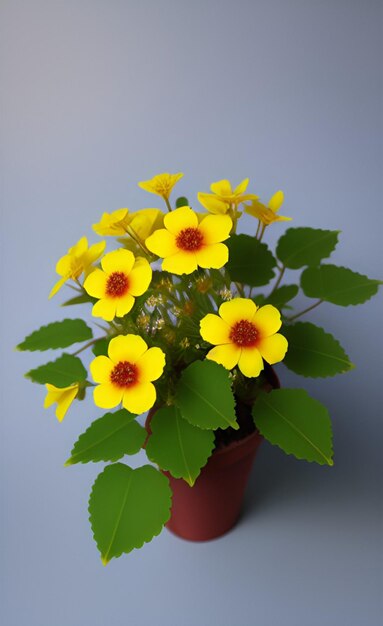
xmin=258 ymin=224 xmax=266 ymax=242
xmin=235 ymin=282 xmax=245 ymax=297
xmin=72 ymin=337 xmax=106 ymax=356
xmin=125 ymin=226 xmax=151 ymax=256
xmin=255 ymin=220 xmax=261 ymax=238
xmin=66 ymin=283 xmax=82 ymax=292
xmin=268 ymin=265 xmax=286 ymax=296
xmin=287 ymin=299 xmax=323 ymax=322
xmin=164 ymin=197 xmax=173 ymax=213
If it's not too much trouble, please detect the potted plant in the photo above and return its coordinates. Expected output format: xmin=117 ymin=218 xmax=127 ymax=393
xmin=18 ymin=172 xmax=381 ymax=564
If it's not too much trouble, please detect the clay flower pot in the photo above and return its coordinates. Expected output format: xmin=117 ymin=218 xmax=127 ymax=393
xmin=146 ymin=367 xmax=280 ymax=542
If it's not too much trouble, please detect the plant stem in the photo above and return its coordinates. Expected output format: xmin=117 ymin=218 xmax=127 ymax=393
xmin=164 ymin=197 xmax=172 ymax=213
xmin=255 ymin=220 xmax=261 ymax=238
xmin=66 ymin=283 xmax=82 ymax=292
xmin=72 ymin=337 xmax=106 ymax=356
xmin=258 ymin=224 xmax=266 ymax=242
xmin=235 ymin=282 xmax=245 ymax=297
xmin=268 ymin=265 xmax=286 ymax=296
xmin=287 ymin=299 xmax=323 ymax=322
xmin=126 ymin=226 xmax=151 ymax=256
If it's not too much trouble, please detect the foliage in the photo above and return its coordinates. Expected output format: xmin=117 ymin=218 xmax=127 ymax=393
xmin=18 ymin=172 xmax=381 ymax=562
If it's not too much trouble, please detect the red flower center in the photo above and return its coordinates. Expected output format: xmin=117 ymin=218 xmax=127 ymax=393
xmin=106 ymin=271 xmax=129 ymax=297
xmin=110 ymin=361 xmax=138 ymax=387
xmin=230 ymin=320 xmax=258 ymax=347
xmin=176 ymin=227 xmax=204 ymax=252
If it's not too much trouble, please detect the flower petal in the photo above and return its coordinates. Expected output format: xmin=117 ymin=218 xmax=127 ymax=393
xmin=206 ymin=343 xmax=241 ymax=370
xmin=245 ymin=200 xmax=268 ymax=222
xmin=268 ymin=190 xmax=284 ymax=213
xmin=129 ymin=208 xmax=163 ymax=240
xmin=136 ymin=347 xmax=166 ymax=382
xmin=219 ymin=298 xmax=257 ymax=325
xmin=90 ymin=356 xmax=114 ymax=383
xmin=94 ymin=383 xmax=123 ymax=409
xmin=122 ymin=382 xmax=156 ymax=414
xmin=83 ymin=268 xmax=107 ymax=298
xmin=55 ymin=254 xmax=73 ymax=277
xmin=200 ymin=314 xmax=231 ymax=345
xmin=85 ymin=240 xmax=106 ymax=264
xmin=115 ymin=293 xmax=135 ymax=317
xmin=197 ymin=193 xmax=229 ymax=214
xmin=54 ymin=386 xmax=79 ymax=422
xmin=108 ymin=334 xmax=148 ymax=364
xmin=257 ymin=334 xmax=288 ymax=364
xmin=145 ymin=229 xmax=178 ymax=257
xmin=162 ymin=251 xmax=198 ymax=275
xmin=92 ymin=297 xmax=117 ymax=321
xmin=198 ymin=214 xmax=232 ymax=244
xmin=195 ymin=243 xmax=228 ymax=269
xmin=101 ymin=249 xmax=135 ymax=274
xmin=253 ymin=304 xmax=282 ymax=337
xmin=234 ymin=178 xmax=249 ymax=195
xmin=48 ymin=275 xmax=68 ymax=299
xmin=164 ymin=206 xmax=198 ymax=234
xmin=210 ymin=179 xmax=232 ymax=197
xmin=273 ymin=214 xmax=292 ymax=222
xmin=127 ymin=258 xmax=152 ymax=296
xmin=238 ymin=348 xmax=264 ymax=377
xmin=68 ymin=236 xmax=88 ymax=256
xmin=138 ymin=180 xmax=158 ymax=194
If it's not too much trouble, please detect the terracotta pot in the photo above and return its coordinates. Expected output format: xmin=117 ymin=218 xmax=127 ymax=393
xmin=146 ymin=366 xmax=280 ymax=542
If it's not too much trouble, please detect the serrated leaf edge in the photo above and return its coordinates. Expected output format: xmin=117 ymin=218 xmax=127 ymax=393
xmin=277 ymin=227 xmax=340 ymax=268
xmin=65 ymin=414 xmax=146 ymax=465
xmin=88 ymin=464 xmax=172 ymax=565
xmin=146 ymin=411 xmax=215 ymax=486
xmin=17 ymin=319 xmax=92 ymax=351
xmin=253 ymin=390 xmax=334 ymax=466
xmin=283 ymin=322 xmax=355 ymax=378
xmin=301 ymin=265 xmax=383 ymax=306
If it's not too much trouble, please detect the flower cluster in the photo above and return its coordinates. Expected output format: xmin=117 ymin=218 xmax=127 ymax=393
xmin=43 ymin=173 xmax=289 ymax=420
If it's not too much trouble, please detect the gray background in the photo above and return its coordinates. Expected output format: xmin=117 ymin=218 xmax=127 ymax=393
xmin=1 ymin=1 xmax=382 ymax=625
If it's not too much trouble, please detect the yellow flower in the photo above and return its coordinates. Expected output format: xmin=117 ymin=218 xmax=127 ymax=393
xmin=93 ymin=209 xmax=131 ymax=236
xmin=93 ymin=208 xmax=164 ymax=242
xmin=49 ymin=237 xmax=106 ymax=299
xmin=128 ymin=208 xmax=164 ymax=240
xmin=44 ymin=383 xmax=79 ymax=422
xmin=138 ymin=172 xmax=183 ymax=200
xmin=200 ymin=298 xmax=288 ymax=378
xmin=145 ymin=206 xmax=232 ymax=275
xmin=198 ymin=179 xmax=258 ymax=215
xmin=245 ymin=191 xmax=291 ymax=225
xmin=90 ymin=334 xmax=165 ymax=414
xmin=83 ymin=249 xmax=152 ymax=321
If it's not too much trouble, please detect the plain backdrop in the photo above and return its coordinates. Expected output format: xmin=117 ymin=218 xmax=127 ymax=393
xmin=1 ymin=1 xmax=382 ymax=625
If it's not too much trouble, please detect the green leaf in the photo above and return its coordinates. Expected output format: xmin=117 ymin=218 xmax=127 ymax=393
xmin=17 ymin=319 xmax=92 ymax=351
xmin=25 ymin=353 xmax=87 ymax=387
xmin=65 ymin=409 xmax=146 ymax=466
xmin=175 ymin=360 xmax=238 ymax=430
xmin=301 ymin=265 xmax=382 ymax=306
xmin=226 ymin=234 xmax=276 ymax=286
xmin=61 ymin=293 xmax=97 ymax=307
xmin=276 ymin=227 xmax=340 ymax=269
xmin=92 ymin=338 xmax=110 ymax=357
xmin=253 ymin=389 xmax=333 ymax=465
xmin=89 ymin=463 xmax=172 ymax=564
xmin=264 ymin=284 xmax=299 ymax=309
xmin=283 ymin=322 xmax=354 ymax=377
xmin=175 ymin=196 xmax=189 ymax=208
xmin=146 ymin=406 xmax=215 ymax=486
